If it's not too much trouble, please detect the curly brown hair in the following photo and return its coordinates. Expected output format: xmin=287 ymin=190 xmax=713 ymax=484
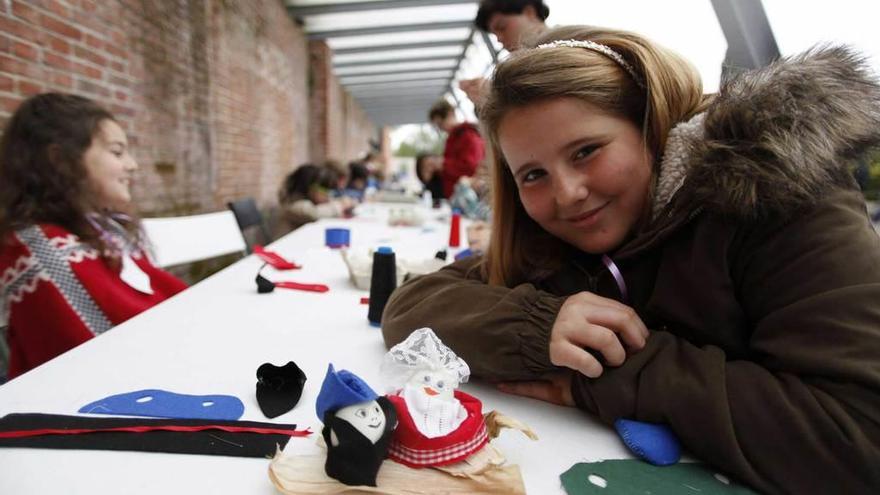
xmin=0 ymin=92 xmax=138 ymax=253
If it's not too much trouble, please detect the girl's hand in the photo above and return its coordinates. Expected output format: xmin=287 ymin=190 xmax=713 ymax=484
xmin=550 ymin=291 xmax=649 ymax=378
xmin=497 ymin=372 xmax=575 ymax=407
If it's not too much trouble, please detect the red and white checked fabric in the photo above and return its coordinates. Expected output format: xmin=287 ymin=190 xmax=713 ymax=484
xmin=386 ymin=390 xmax=489 ymax=468
xmin=388 ymin=421 xmax=488 ymax=467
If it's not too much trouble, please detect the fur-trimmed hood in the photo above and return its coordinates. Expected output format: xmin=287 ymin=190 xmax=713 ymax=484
xmin=654 ymin=46 xmax=880 ymax=221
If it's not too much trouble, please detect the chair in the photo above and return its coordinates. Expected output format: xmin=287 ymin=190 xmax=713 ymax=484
xmin=227 ymin=198 xmax=271 ymax=253
xmin=142 ymin=211 xmax=248 ymax=268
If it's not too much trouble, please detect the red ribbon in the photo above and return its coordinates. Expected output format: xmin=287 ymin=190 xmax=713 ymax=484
xmin=254 ymin=245 xmax=301 ymax=270
xmin=0 ymin=424 xmax=312 ymax=439
xmin=274 ymin=281 xmax=330 ymax=293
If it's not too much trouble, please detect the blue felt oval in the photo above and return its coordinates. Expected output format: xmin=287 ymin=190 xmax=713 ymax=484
xmin=78 ymin=389 xmax=244 ymax=420
xmin=614 ymin=418 xmax=682 ymax=466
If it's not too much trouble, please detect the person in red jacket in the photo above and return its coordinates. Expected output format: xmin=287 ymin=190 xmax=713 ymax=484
xmin=428 ymin=100 xmax=486 ymax=199
xmin=0 ymin=93 xmax=187 ymax=379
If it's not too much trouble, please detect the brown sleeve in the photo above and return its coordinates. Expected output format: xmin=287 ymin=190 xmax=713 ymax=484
xmin=571 ymin=189 xmax=880 ymax=494
xmin=382 ymin=256 xmax=566 ymax=380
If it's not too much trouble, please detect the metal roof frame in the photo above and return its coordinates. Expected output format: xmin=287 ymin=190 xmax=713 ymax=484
xmin=288 ymin=0 xmax=477 ymax=17
xmin=287 ymin=0 xmax=481 ymax=127
xmin=333 ymin=39 xmax=463 ymax=55
xmin=307 ymin=20 xmax=473 ymax=40
xmin=334 ymin=54 xmax=458 ymax=68
xmin=287 ymin=0 xmax=781 ymax=128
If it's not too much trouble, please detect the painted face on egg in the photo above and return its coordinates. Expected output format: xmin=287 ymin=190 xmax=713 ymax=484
xmin=334 ymin=399 xmax=387 ymax=444
xmin=406 ymin=369 xmax=457 ymax=401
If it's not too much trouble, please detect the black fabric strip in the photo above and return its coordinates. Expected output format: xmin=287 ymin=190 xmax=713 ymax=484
xmin=0 ymin=413 xmax=301 ymax=458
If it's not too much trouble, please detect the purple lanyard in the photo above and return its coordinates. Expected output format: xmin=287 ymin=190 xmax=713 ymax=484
xmin=85 ymin=213 xmax=134 ymax=252
xmin=601 ymin=254 xmax=628 ymax=304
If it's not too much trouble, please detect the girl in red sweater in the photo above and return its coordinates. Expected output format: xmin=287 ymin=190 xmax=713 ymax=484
xmin=0 ymin=93 xmax=187 ymax=379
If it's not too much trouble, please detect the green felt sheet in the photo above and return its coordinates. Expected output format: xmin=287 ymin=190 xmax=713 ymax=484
xmin=561 ymin=460 xmax=758 ymax=495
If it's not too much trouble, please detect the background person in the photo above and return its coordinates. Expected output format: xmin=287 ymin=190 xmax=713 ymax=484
xmin=460 ymin=0 xmax=550 ymax=107
xmin=0 ymin=93 xmax=187 ymax=378
xmin=428 ymin=99 xmax=485 ymax=199
xmin=278 ymin=163 xmax=355 ymax=232
xmin=415 ymin=153 xmax=444 ymax=203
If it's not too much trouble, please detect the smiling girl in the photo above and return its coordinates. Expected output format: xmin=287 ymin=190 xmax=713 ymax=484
xmin=382 ymin=26 xmax=880 ymax=494
xmin=0 ymin=93 xmax=187 ymax=378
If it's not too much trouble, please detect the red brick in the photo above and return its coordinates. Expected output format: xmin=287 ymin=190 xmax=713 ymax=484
xmin=47 ymin=35 xmax=71 ymax=55
xmin=0 ymin=53 xmax=43 ymax=80
xmin=108 ymin=75 xmax=130 ymax=87
xmin=17 ymin=79 xmax=43 ymax=96
xmin=103 ymin=41 xmax=126 ymax=59
xmin=40 ymin=14 xmax=83 ymax=41
xmin=12 ymin=41 xmax=39 ymax=60
xmin=115 ymin=90 xmax=127 ymax=102
xmin=110 ymin=30 xmax=125 ymax=46
xmin=0 ymin=74 xmax=14 ymax=92
xmin=0 ymin=95 xmax=22 ymax=113
xmin=43 ymin=51 xmax=72 ymax=70
xmin=11 ymin=1 xmax=41 ymax=25
xmin=44 ymin=0 xmax=71 ymax=19
xmin=74 ymin=45 xmax=107 ymax=66
xmin=79 ymin=0 xmax=97 ymax=13
xmin=83 ymin=33 xmax=104 ymax=50
xmin=48 ymin=71 xmax=73 ymax=89
xmin=0 ymin=16 xmax=40 ymax=41
xmin=76 ymin=78 xmax=110 ymax=98
xmin=43 ymin=51 xmax=100 ymax=79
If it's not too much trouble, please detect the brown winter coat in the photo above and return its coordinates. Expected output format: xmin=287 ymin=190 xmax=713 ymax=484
xmin=382 ymin=48 xmax=880 ymax=494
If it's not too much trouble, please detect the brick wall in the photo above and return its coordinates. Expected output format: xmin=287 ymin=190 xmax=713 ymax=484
xmin=0 ymin=0 xmax=376 ymax=217
xmin=309 ymin=39 xmax=377 ymax=166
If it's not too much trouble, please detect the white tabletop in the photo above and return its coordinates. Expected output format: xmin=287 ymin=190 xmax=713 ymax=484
xmin=0 ymin=205 xmax=631 ymax=494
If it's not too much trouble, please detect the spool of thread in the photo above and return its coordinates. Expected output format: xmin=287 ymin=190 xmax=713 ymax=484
xmin=368 ymin=246 xmax=397 ymax=327
xmin=448 ymin=210 xmax=461 ymax=248
xmin=325 ymin=228 xmax=350 ymax=248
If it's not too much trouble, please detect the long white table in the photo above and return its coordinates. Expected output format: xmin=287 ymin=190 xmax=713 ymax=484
xmin=0 ymin=206 xmax=632 ymax=494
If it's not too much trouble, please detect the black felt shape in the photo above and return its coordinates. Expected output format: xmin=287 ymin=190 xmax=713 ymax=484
xmin=256 ymin=361 xmax=307 ymax=419
xmin=434 ymin=249 xmax=448 ymax=261
xmin=0 ymin=413 xmax=302 ymax=458
xmin=256 ymin=272 xmax=275 ymax=293
xmin=322 ymin=396 xmax=397 ymax=487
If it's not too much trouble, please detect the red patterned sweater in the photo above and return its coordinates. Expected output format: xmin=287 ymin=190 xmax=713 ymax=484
xmin=0 ymin=223 xmax=187 ymax=378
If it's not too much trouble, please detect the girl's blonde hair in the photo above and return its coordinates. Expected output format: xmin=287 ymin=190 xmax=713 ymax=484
xmin=480 ymin=25 xmax=710 ymax=286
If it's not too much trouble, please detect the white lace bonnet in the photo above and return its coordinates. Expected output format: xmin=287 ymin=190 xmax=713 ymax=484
xmin=380 ymin=328 xmax=471 ymax=389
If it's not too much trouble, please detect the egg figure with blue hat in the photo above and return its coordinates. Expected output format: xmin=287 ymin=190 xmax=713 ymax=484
xmin=315 ymin=364 xmax=398 ymax=487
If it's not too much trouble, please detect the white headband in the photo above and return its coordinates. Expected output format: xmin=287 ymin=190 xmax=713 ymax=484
xmin=535 ymin=39 xmax=646 ymax=89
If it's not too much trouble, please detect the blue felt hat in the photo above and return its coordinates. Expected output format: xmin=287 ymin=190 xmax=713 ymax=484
xmin=315 ymin=364 xmax=379 ymax=421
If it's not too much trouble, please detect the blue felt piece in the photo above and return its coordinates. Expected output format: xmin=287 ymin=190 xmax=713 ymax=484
xmin=315 ymin=364 xmax=378 ymax=421
xmin=614 ymin=418 xmax=682 ymax=466
xmin=78 ymin=389 xmax=245 ymax=421
xmin=454 ymin=248 xmax=474 ymax=261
